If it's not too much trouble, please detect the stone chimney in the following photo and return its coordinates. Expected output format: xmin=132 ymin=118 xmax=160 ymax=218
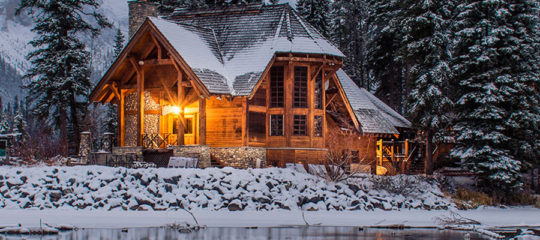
xmin=128 ymin=0 xmax=159 ymax=37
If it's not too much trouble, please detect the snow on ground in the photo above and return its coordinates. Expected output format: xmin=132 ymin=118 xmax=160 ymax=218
xmin=0 ymin=166 xmax=538 ymax=230
xmin=0 ymin=166 xmax=451 ymax=211
xmin=0 ymin=208 xmax=539 ymax=229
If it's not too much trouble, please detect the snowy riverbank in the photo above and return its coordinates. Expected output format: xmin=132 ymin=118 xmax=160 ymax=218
xmin=0 ymin=166 xmax=451 ymax=211
xmin=0 ymin=208 xmax=539 ymax=229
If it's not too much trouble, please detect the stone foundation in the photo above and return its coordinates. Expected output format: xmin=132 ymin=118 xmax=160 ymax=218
xmin=108 ymin=146 xmax=266 ymax=169
xmin=112 ymin=146 xmax=143 ymax=155
xmin=210 ymin=147 xmax=266 ymax=169
xmin=168 ymin=145 xmax=211 ymax=168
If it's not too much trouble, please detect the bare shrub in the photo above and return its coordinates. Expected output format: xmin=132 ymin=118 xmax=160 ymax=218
xmin=452 ymin=188 xmax=494 ymax=210
xmin=313 ymin=131 xmax=374 ymax=182
xmin=371 ymin=175 xmax=421 ymax=196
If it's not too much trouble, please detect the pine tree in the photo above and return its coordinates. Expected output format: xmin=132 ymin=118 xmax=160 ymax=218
xmin=100 ymin=27 xmax=125 ymax=137
xmin=450 ymin=0 xmax=531 ymax=193
xmin=13 ymin=109 xmax=28 ymax=141
xmin=365 ymin=0 xmax=407 ymax=113
xmin=269 ymin=0 xmax=280 ymax=4
xmin=17 ymin=0 xmax=111 ymax=155
xmin=296 ymin=0 xmax=332 ymax=37
xmin=113 ymin=28 xmax=126 ymax=58
xmin=0 ymin=108 xmax=9 ymax=134
xmin=400 ymin=0 xmax=455 ymax=174
xmin=331 ymin=0 xmax=371 ymax=89
xmin=504 ymin=0 xmax=540 ymax=171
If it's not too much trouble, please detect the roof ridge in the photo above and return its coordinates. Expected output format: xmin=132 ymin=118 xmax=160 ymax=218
xmin=210 ymin=28 xmax=224 ymax=65
xmin=289 ymin=8 xmax=328 ymax=52
xmin=285 ymin=8 xmax=293 ymax=40
xmin=170 ymin=3 xmax=268 ymax=17
xmin=271 ymin=8 xmax=286 ymax=49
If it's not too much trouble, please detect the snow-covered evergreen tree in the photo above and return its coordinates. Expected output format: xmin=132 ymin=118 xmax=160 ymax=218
xmin=17 ymin=0 xmax=111 ymax=154
xmin=113 ymin=28 xmax=125 ymax=58
xmin=504 ymin=0 xmax=540 ymax=171
xmin=400 ymin=0 xmax=455 ymax=173
xmin=296 ymin=0 xmax=332 ymax=37
xmin=13 ymin=109 xmax=28 ymax=141
xmin=0 ymin=109 xmax=9 ymax=134
xmin=269 ymin=0 xmax=280 ymax=4
xmin=449 ymin=0 xmax=533 ymax=192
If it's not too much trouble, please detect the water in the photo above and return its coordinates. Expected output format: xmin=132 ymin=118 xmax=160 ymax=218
xmin=0 ymin=227 xmax=487 ymax=240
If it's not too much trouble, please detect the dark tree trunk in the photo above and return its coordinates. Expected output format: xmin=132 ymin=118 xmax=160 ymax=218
xmin=59 ymin=107 xmax=69 ymax=156
xmin=425 ymin=131 xmax=433 ymax=175
xmin=69 ymin=93 xmax=81 ymax=154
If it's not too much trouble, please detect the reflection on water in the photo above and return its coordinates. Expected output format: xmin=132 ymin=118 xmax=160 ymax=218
xmin=0 ymin=227 xmax=487 ymax=240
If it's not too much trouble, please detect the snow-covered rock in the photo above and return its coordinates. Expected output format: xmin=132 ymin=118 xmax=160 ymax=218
xmin=0 ymin=166 xmax=453 ymax=211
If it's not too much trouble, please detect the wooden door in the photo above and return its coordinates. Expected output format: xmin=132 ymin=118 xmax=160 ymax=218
xmin=184 ymin=114 xmax=196 ymax=145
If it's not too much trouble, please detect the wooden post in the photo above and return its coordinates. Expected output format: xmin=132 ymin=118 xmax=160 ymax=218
xmin=118 ymin=89 xmax=125 ymax=147
xmin=242 ymin=98 xmax=247 ymax=145
xmin=390 ymin=140 xmax=395 ymax=174
xmin=199 ymin=96 xmax=206 ymax=145
xmin=403 ymin=140 xmax=409 ymax=173
xmin=135 ymin=65 xmax=145 ymax=147
xmin=285 ymin=62 xmax=293 ymax=147
xmin=176 ymin=72 xmax=185 ymax=145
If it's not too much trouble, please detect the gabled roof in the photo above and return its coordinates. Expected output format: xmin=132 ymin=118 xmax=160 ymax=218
xmin=336 ymin=69 xmax=412 ymax=135
xmin=149 ymin=4 xmax=343 ymax=96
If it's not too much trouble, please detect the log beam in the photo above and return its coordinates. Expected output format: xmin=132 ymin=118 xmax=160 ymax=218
xmin=177 ymin=71 xmax=185 ymax=145
xmin=129 ymin=57 xmax=144 ymax=146
xmin=199 ymin=96 xmax=206 ymax=145
xmin=141 ymin=59 xmax=172 ymax=66
xmin=149 ymin=34 xmax=162 ymax=59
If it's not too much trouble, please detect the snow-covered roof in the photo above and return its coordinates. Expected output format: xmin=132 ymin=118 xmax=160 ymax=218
xmin=336 ymin=69 xmax=412 ymax=135
xmin=149 ymin=4 xmax=343 ymax=96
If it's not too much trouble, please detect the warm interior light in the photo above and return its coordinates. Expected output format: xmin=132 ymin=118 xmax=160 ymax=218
xmin=171 ymin=106 xmax=181 ymax=115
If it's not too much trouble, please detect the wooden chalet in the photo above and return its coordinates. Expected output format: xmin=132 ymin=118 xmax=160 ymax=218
xmin=89 ymin=2 xmax=413 ymax=173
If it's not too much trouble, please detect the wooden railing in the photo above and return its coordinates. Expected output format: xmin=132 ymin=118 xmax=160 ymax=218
xmin=376 ymin=139 xmax=416 ymax=175
xmin=142 ymin=134 xmax=177 ymax=149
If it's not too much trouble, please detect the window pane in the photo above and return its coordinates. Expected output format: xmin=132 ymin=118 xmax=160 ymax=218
xmin=315 ymin=73 xmax=323 ymax=109
xmin=270 ymin=114 xmax=284 ymax=136
xmin=270 ymin=66 xmax=284 ymax=108
xmin=293 ymin=115 xmax=307 ymax=136
xmin=294 ymin=66 xmax=308 ymax=108
xmin=314 ymin=115 xmax=323 ymax=137
xmin=185 ymin=118 xmax=193 ymax=134
xmin=249 ymin=112 xmax=266 ymax=142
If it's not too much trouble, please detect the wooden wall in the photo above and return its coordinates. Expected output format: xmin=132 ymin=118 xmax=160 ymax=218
xmin=205 ymin=96 xmax=244 ymax=147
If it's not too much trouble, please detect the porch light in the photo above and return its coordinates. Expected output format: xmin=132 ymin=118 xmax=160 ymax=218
xmin=162 ymin=105 xmax=182 ymax=115
xmin=171 ymin=106 xmax=181 ymax=115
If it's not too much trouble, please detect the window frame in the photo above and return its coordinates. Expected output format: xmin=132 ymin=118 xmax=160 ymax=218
xmin=293 ymin=115 xmax=308 ymax=136
xmin=269 ymin=114 xmax=284 ymax=136
xmin=293 ymin=66 xmax=308 ymax=108
xmin=269 ymin=66 xmax=285 ymax=108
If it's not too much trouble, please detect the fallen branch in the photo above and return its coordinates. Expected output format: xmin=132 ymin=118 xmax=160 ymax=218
xmin=434 ymin=211 xmax=481 ymax=226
